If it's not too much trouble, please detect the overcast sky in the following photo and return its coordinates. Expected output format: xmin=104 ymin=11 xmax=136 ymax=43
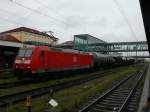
xmin=0 ymin=0 xmax=146 ymax=43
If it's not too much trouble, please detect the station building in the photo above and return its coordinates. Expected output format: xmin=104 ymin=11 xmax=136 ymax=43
xmin=1 ymin=27 xmax=58 ymax=46
xmin=0 ymin=34 xmax=20 ymax=68
xmin=55 ymin=34 xmax=107 ymax=54
xmin=0 ymin=27 xmax=58 ymax=68
xmin=55 ymin=34 xmax=106 ymax=50
xmin=74 ymin=34 xmax=107 ymax=52
xmin=55 ymin=41 xmax=74 ymax=49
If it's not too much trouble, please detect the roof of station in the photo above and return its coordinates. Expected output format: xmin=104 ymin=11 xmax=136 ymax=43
xmin=74 ymin=34 xmax=106 ymax=43
xmin=1 ymin=27 xmax=58 ymax=41
xmin=60 ymin=41 xmax=74 ymax=46
xmin=0 ymin=34 xmax=21 ymax=43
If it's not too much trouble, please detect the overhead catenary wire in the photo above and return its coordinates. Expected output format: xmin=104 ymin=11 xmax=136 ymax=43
xmin=33 ymin=0 xmax=84 ymax=38
xmin=113 ymin=0 xmax=141 ymax=58
xmin=0 ymin=4 xmax=73 ymax=42
xmin=34 ymin=0 xmax=67 ymax=22
xmin=0 ymin=16 xmax=41 ymax=33
xmin=8 ymin=0 xmax=82 ymax=36
xmin=0 ymin=15 xmax=58 ymax=43
xmin=33 ymin=0 xmax=74 ymax=33
xmin=8 ymin=0 xmax=71 ymax=27
xmin=113 ymin=0 xmax=139 ymax=42
xmin=0 ymin=16 xmax=24 ymax=26
xmin=0 ymin=8 xmax=52 ymax=30
xmin=0 ymin=8 xmax=30 ymax=23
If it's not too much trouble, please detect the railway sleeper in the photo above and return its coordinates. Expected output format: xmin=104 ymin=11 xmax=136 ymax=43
xmin=96 ymin=101 xmax=122 ymax=107
xmin=110 ymin=92 xmax=130 ymax=96
xmin=91 ymin=107 xmax=115 ymax=112
xmin=105 ymin=97 xmax=125 ymax=101
xmin=95 ymin=104 xmax=120 ymax=110
xmin=101 ymin=99 xmax=125 ymax=104
xmin=112 ymin=89 xmax=131 ymax=93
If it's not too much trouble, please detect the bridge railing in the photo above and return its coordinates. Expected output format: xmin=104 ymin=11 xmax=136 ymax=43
xmin=74 ymin=41 xmax=149 ymax=52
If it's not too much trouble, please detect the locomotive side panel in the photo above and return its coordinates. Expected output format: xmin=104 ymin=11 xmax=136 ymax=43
xmin=44 ymin=49 xmax=93 ymax=72
xmin=31 ymin=47 xmax=48 ymax=73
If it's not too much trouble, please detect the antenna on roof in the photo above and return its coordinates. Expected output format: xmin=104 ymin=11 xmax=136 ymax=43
xmin=42 ymin=31 xmax=54 ymax=37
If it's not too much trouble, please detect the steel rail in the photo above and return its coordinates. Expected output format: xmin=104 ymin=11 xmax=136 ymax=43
xmin=118 ymin=66 xmax=148 ymax=112
xmin=0 ymin=69 xmax=116 ymax=107
xmin=0 ymin=69 xmax=116 ymax=89
xmin=78 ymin=69 xmax=145 ymax=112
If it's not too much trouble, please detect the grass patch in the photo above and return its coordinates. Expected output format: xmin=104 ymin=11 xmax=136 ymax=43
xmin=54 ymin=66 xmax=137 ymax=112
xmin=0 ymin=77 xmax=18 ymax=84
xmin=4 ymin=65 xmax=141 ymax=112
xmin=0 ymin=66 xmax=131 ymax=96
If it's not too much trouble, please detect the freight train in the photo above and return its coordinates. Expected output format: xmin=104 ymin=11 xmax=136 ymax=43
xmin=14 ymin=46 xmax=134 ymax=79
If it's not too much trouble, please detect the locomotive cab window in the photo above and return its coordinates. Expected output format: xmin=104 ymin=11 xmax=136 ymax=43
xmin=17 ymin=49 xmax=34 ymax=57
xmin=25 ymin=49 xmax=34 ymax=57
xmin=40 ymin=50 xmax=45 ymax=57
xmin=17 ymin=49 xmax=26 ymax=57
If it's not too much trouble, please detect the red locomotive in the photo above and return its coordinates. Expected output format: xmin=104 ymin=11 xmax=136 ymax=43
xmin=14 ymin=46 xmax=95 ymax=78
xmin=14 ymin=46 xmax=134 ymax=79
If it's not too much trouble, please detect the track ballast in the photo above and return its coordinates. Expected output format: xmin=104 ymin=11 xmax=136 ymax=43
xmin=78 ymin=68 xmax=147 ymax=112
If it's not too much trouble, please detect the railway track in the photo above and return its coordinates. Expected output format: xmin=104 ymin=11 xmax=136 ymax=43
xmin=0 ymin=69 xmax=14 ymax=79
xmin=0 ymin=69 xmax=113 ymax=89
xmin=78 ymin=68 xmax=147 ymax=112
xmin=0 ymin=80 xmax=34 ymax=89
xmin=0 ymin=65 xmax=140 ymax=89
xmin=0 ymin=67 xmax=125 ymax=89
xmin=0 ymin=69 xmax=12 ymax=72
xmin=0 ymin=68 xmax=122 ymax=107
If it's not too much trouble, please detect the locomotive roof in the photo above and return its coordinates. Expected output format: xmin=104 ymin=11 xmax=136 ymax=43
xmin=49 ymin=47 xmax=89 ymax=54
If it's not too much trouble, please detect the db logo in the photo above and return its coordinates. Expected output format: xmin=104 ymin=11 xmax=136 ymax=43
xmin=73 ymin=57 xmax=77 ymax=63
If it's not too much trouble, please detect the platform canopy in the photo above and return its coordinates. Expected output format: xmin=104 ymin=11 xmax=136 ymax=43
xmin=139 ymin=0 xmax=150 ymax=53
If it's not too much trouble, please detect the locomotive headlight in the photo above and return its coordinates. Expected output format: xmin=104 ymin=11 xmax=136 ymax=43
xmin=24 ymin=60 xmax=31 ymax=64
xmin=15 ymin=60 xmax=21 ymax=64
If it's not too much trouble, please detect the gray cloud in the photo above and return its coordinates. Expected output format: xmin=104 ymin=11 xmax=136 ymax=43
xmin=0 ymin=0 xmax=146 ymax=43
